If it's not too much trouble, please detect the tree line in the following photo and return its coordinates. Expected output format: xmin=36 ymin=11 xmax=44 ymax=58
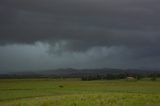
xmin=0 ymin=72 xmax=160 ymax=81
xmin=81 ymin=72 xmax=160 ymax=81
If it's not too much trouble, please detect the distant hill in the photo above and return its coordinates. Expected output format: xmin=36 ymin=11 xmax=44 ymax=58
xmin=0 ymin=68 xmax=159 ymax=78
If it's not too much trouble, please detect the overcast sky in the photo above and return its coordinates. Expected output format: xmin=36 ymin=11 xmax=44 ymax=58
xmin=1 ymin=0 xmax=160 ymax=72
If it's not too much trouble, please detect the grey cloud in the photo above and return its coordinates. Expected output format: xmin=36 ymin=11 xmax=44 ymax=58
xmin=1 ymin=0 xmax=160 ymax=47
xmin=1 ymin=0 xmax=160 ymax=70
xmin=1 ymin=43 xmax=160 ymax=71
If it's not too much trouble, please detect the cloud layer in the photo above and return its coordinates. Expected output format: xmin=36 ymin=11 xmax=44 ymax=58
xmin=0 ymin=0 xmax=160 ymax=71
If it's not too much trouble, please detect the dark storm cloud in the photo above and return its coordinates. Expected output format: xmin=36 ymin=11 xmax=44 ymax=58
xmin=1 ymin=0 xmax=160 ymax=47
xmin=1 ymin=0 xmax=160 ymax=71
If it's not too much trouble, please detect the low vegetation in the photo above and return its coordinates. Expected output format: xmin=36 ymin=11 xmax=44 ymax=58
xmin=0 ymin=79 xmax=160 ymax=106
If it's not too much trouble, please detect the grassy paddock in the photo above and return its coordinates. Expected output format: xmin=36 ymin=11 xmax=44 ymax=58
xmin=0 ymin=79 xmax=160 ymax=106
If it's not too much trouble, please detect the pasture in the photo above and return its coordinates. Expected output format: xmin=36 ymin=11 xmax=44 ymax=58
xmin=0 ymin=79 xmax=160 ymax=106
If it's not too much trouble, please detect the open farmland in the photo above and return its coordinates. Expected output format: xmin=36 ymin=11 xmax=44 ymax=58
xmin=0 ymin=79 xmax=160 ymax=106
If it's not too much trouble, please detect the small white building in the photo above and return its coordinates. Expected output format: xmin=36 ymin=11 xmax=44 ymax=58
xmin=126 ymin=77 xmax=136 ymax=80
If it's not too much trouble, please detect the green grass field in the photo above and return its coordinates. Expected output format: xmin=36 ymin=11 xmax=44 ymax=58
xmin=0 ymin=79 xmax=160 ymax=106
